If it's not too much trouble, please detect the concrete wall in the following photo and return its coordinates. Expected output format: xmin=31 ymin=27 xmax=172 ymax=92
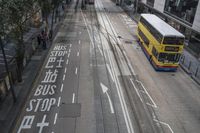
xmin=192 ymin=1 xmax=200 ymax=33
xmin=154 ymin=0 xmax=165 ymax=13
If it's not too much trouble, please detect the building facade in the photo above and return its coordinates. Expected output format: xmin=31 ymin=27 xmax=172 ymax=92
xmin=123 ymin=0 xmax=200 ymax=58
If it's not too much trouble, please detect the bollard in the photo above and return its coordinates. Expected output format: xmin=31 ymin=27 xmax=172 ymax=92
xmin=188 ymin=61 xmax=192 ymax=70
xmin=195 ymin=67 xmax=199 ymax=77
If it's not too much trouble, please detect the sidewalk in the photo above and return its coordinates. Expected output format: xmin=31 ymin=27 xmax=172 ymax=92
xmin=0 ymin=4 xmax=67 ymax=133
xmin=121 ymin=4 xmax=200 ymax=85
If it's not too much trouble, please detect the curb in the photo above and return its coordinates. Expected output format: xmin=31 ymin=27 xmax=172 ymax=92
xmin=180 ymin=64 xmax=200 ymax=85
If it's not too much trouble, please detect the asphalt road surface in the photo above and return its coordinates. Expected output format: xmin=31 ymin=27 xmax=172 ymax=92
xmin=13 ymin=0 xmax=200 ymax=133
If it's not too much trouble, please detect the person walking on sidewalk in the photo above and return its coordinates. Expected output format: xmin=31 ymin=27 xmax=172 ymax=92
xmin=37 ymin=33 xmax=41 ymax=47
xmin=41 ymin=30 xmax=47 ymax=50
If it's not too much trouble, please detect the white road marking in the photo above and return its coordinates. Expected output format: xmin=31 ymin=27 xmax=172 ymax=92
xmin=66 ymin=59 xmax=69 ymax=65
xmin=100 ymin=83 xmax=115 ymax=113
xmin=81 ymin=10 xmax=95 ymax=49
xmin=136 ymin=80 xmax=157 ymax=108
xmin=96 ymin=1 xmax=134 ymax=132
xmin=72 ymin=93 xmax=75 ymax=103
xmin=79 ymin=40 xmax=81 ymax=44
xmin=106 ymin=64 xmax=114 ymax=82
xmin=98 ymin=45 xmax=103 ymax=56
xmin=57 ymin=97 xmax=61 ymax=107
xmin=60 ymin=84 xmax=64 ymax=92
xmin=53 ymin=113 xmax=58 ymax=125
xmin=63 ymin=74 xmax=66 ymax=81
xmin=153 ymin=119 xmax=174 ymax=133
xmin=75 ymin=67 xmax=78 ymax=75
xmin=77 ymin=51 xmax=80 ymax=56
xmin=68 ymin=53 xmax=70 ymax=58
xmin=69 ymin=49 xmax=71 ymax=53
xmin=130 ymin=79 xmax=143 ymax=103
xmin=70 ymin=44 xmax=72 ymax=47
xmin=64 ymin=68 xmax=67 ymax=73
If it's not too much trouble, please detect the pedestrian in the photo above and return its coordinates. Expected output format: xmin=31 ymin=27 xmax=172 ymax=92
xmin=37 ymin=34 xmax=41 ymax=46
xmin=41 ymin=30 xmax=47 ymax=50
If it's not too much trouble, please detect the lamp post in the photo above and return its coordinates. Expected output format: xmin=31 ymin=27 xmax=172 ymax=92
xmin=0 ymin=37 xmax=16 ymax=103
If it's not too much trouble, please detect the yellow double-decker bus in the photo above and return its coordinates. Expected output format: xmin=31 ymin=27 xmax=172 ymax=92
xmin=137 ymin=14 xmax=185 ymax=71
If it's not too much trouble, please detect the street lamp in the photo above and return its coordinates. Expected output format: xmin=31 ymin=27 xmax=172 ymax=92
xmin=0 ymin=37 xmax=16 ymax=103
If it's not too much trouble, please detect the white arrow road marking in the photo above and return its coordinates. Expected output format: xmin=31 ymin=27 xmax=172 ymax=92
xmin=106 ymin=64 xmax=114 ymax=82
xmin=100 ymin=83 xmax=115 ymax=114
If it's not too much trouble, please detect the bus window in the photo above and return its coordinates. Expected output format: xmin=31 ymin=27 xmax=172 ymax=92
xmin=163 ymin=37 xmax=184 ymax=45
xmin=158 ymin=53 xmax=181 ymax=63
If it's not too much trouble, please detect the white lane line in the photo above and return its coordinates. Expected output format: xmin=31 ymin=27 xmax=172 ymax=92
xmin=70 ymin=44 xmax=72 ymax=47
xmin=130 ymin=79 xmax=143 ymax=103
xmin=136 ymin=80 xmax=157 ymax=108
xmin=69 ymin=49 xmax=71 ymax=53
xmin=66 ymin=59 xmax=69 ymax=65
xmin=153 ymin=119 xmax=174 ymax=133
xmin=97 ymin=45 xmax=103 ymax=56
xmin=100 ymin=83 xmax=115 ymax=113
xmin=60 ymin=84 xmax=64 ymax=92
xmin=53 ymin=113 xmax=58 ymax=125
xmin=72 ymin=93 xmax=75 ymax=103
xmin=68 ymin=53 xmax=70 ymax=58
xmin=106 ymin=64 xmax=114 ymax=82
xmin=57 ymin=97 xmax=61 ymax=107
xmin=77 ymin=51 xmax=80 ymax=56
xmin=79 ymin=40 xmax=81 ymax=44
xmin=63 ymin=74 xmax=66 ymax=81
xmin=75 ymin=67 xmax=78 ymax=75
xmin=81 ymin=10 xmax=95 ymax=49
xmin=64 ymin=68 xmax=67 ymax=73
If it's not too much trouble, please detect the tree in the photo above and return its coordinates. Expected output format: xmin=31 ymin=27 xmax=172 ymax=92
xmin=37 ymin=0 xmax=52 ymax=32
xmin=7 ymin=0 xmax=35 ymax=81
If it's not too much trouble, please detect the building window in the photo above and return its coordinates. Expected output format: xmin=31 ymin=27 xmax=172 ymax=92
xmin=147 ymin=0 xmax=155 ymax=7
xmin=164 ymin=0 xmax=199 ymax=24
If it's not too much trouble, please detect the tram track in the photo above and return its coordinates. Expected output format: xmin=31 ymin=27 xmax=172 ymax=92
xmin=94 ymin=0 xmax=165 ymax=133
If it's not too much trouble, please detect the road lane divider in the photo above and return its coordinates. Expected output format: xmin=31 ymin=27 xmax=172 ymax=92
xmin=53 ymin=113 xmax=58 ymax=125
xmin=57 ymin=97 xmax=61 ymax=107
xmin=60 ymin=84 xmax=64 ymax=92
xmin=66 ymin=59 xmax=69 ymax=65
xmin=62 ymin=75 xmax=65 ymax=81
xmin=75 ymin=67 xmax=78 ymax=75
xmin=130 ymin=79 xmax=143 ymax=103
xmin=106 ymin=64 xmax=114 ymax=82
xmin=135 ymin=80 xmax=157 ymax=108
xmin=72 ymin=93 xmax=75 ymax=103
xmin=153 ymin=119 xmax=174 ymax=133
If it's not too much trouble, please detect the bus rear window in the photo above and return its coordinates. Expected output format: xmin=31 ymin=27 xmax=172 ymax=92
xmin=158 ymin=53 xmax=181 ymax=63
xmin=163 ymin=37 xmax=184 ymax=45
